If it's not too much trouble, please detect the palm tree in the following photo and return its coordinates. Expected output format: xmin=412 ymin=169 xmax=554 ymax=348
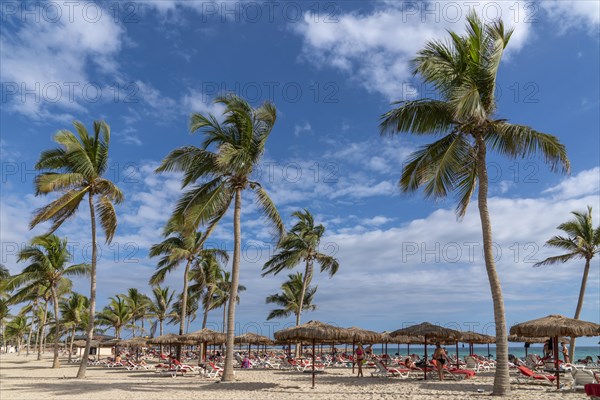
xmin=60 ymin=293 xmax=89 ymax=362
xmin=266 ymin=272 xmax=317 ymax=321
xmin=0 ymin=298 xmax=12 ymax=352
xmin=123 ymin=288 xmax=151 ymax=337
xmin=149 ymin=227 xmax=226 ymax=358
xmin=148 ymin=286 xmax=176 ymax=338
xmin=0 ymin=264 xmax=9 ymax=283
xmin=534 ymin=206 xmax=599 ymax=360
xmin=168 ymin=292 xmax=199 ymax=332
xmin=31 ymin=120 xmax=123 ymax=378
xmin=156 ymin=94 xmax=285 ymax=380
xmin=378 ymin=13 xmax=569 ymax=395
xmin=5 ymin=314 xmax=29 ymax=353
xmin=262 ymin=209 xmax=339 ymax=328
xmin=188 ymin=251 xmax=229 ymax=329
xmin=10 ymin=235 xmax=89 ymax=367
xmin=211 ymin=271 xmax=246 ymax=334
xmin=96 ymin=296 xmax=132 ymax=339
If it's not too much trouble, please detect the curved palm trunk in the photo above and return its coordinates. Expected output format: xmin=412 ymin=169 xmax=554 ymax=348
xmin=77 ymin=193 xmax=97 ymax=378
xmin=222 ymin=188 xmax=242 ymax=382
xmin=159 ymin=319 xmax=164 ymax=356
xmin=26 ymin=301 xmax=36 ymax=356
xmin=177 ymin=260 xmax=191 ymax=361
xmin=476 ymin=137 xmax=509 ymax=396
xmin=38 ymin=300 xmax=48 ymax=360
xmin=569 ymin=257 xmax=591 ymax=361
xmin=51 ymin=285 xmax=60 ymax=368
xmin=294 ymin=260 xmax=313 ymax=357
xmin=68 ymin=327 xmax=75 ymax=363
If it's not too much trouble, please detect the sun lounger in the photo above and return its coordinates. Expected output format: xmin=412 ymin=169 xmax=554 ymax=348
xmin=515 ymin=365 xmax=556 ymax=384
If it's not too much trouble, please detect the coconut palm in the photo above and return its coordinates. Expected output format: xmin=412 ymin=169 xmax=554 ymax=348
xmin=188 ymin=251 xmax=229 ymax=329
xmin=262 ymin=209 xmax=339 ymax=328
xmin=31 ymin=120 xmax=123 ymax=378
xmin=378 ymin=13 xmax=569 ymax=395
xmin=0 ymin=264 xmax=9 ymax=284
xmin=148 ymin=286 xmax=176 ymax=338
xmin=266 ymin=272 xmax=317 ymax=321
xmin=5 ymin=314 xmax=29 ymax=353
xmin=60 ymin=293 xmax=89 ymax=362
xmin=149 ymin=227 xmax=227 ymax=358
xmin=156 ymin=94 xmax=284 ymax=380
xmin=9 ymin=235 xmax=89 ymax=367
xmin=123 ymin=288 xmax=151 ymax=337
xmin=0 ymin=298 xmax=11 ymax=352
xmin=96 ymin=296 xmax=132 ymax=339
xmin=534 ymin=206 xmax=599 ymax=360
xmin=211 ymin=271 xmax=246 ymax=334
xmin=168 ymin=292 xmax=199 ymax=332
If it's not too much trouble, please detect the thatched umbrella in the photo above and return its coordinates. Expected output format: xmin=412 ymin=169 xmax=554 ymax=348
xmin=147 ymin=333 xmax=186 ymax=345
xmin=117 ymin=337 xmax=148 ymax=347
xmin=275 ymin=320 xmax=346 ymax=388
xmin=339 ymin=327 xmax=382 ymax=372
xmin=507 ymin=334 xmax=566 ymax=357
xmin=182 ymin=329 xmax=226 ymax=362
xmin=510 ymin=314 xmax=600 ymax=388
xmin=456 ymin=332 xmax=495 ymax=368
xmin=235 ymin=333 xmax=273 ymax=360
xmin=390 ymin=322 xmax=462 ymax=380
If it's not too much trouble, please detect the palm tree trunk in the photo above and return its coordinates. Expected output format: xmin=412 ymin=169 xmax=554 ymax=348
xmin=51 ymin=285 xmax=60 ymax=368
xmin=68 ymin=327 xmax=75 ymax=363
xmin=294 ymin=261 xmax=313 ymax=357
xmin=159 ymin=319 xmax=164 ymax=356
xmin=77 ymin=193 xmax=97 ymax=378
xmin=131 ymin=318 xmax=136 ymax=337
xmin=177 ymin=260 xmax=191 ymax=361
xmin=38 ymin=300 xmax=48 ymax=360
xmin=476 ymin=136 xmax=509 ymax=396
xmin=26 ymin=301 xmax=36 ymax=356
xmin=222 ymin=304 xmax=226 ymax=334
xmin=569 ymin=257 xmax=591 ymax=361
xmin=222 ymin=188 xmax=242 ymax=382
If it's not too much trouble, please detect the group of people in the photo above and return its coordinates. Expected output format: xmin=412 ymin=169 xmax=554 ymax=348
xmin=542 ymin=338 xmax=570 ymax=363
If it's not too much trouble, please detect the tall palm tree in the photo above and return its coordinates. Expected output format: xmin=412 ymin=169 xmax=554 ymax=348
xmin=168 ymin=292 xmax=199 ymax=332
xmin=148 ymin=286 xmax=176 ymax=338
xmin=262 ymin=209 xmax=339 ymax=328
xmin=378 ymin=13 xmax=569 ymax=395
xmin=210 ymin=271 xmax=246 ymax=334
xmin=534 ymin=206 xmax=599 ymax=360
xmin=60 ymin=293 xmax=89 ymax=362
xmin=10 ymin=235 xmax=89 ymax=367
xmin=266 ymin=272 xmax=317 ymax=321
xmin=0 ymin=264 xmax=9 ymax=283
xmin=149 ymin=227 xmax=226 ymax=358
xmin=123 ymin=288 xmax=151 ymax=337
xmin=96 ymin=296 xmax=132 ymax=339
xmin=156 ymin=94 xmax=285 ymax=380
xmin=31 ymin=120 xmax=123 ymax=378
xmin=188 ymin=251 xmax=229 ymax=329
xmin=0 ymin=264 xmax=11 ymax=352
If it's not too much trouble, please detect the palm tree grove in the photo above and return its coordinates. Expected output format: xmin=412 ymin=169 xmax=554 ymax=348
xmin=1 ymin=6 xmax=598 ymax=400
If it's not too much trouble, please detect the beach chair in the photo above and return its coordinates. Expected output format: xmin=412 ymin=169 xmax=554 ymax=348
xmin=465 ymin=356 xmax=490 ymax=372
xmin=278 ymin=358 xmax=295 ymax=370
xmin=573 ymin=369 xmax=599 ymax=390
xmin=370 ymin=360 xmax=409 ymax=378
xmin=206 ymin=362 xmax=224 ymax=378
xmin=430 ymin=360 xmax=467 ymax=381
xmin=514 ymin=365 xmax=556 ymax=385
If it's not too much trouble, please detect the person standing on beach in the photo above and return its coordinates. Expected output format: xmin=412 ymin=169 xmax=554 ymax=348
xmin=561 ymin=342 xmax=570 ymax=364
xmin=433 ymin=343 xmax=448 ymax=381
xmin=356 ymin=344 xmax=365 ymax=377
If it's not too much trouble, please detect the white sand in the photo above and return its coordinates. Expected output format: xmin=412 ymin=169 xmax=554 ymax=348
xmin=0 ymin=354 xmax=586 ymax=399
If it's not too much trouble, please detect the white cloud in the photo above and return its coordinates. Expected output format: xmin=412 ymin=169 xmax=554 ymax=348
xmin=541 ymin=0 xmax=600 ymax=33
xmin=292 ymin=1 xmax=532 ymax=100
xmin=293 ymin=121 xmax=312 ymax=137
xmin=543 ymin=167 xmax=600 ymax=200
xmin=117 ymin=127 xmax=142 ymax=146
xmin=0 ymin=2 xmax=125 ymax=120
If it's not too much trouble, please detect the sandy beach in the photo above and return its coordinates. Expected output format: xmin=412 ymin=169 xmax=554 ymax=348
xmin=0 ymin=353 xmax=588 ymax=400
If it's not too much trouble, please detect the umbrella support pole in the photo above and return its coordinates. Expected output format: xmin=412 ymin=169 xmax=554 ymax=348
xmin=455 ymin=341 xmax=459 ymax=369
xmin=423 ymin=335 xmax=428 ymax=381
xmin=312 ymin=339 xmax=316 ymax=389
xmin=553 ymin=336 xmax=559 ymax=389
xmin=352 ymin=341 xmax=355 ymax=374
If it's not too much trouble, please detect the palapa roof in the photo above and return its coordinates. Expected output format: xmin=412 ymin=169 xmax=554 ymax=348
xmin=234 ymin=332 xmax=272 ymax=345
xmin=182 ymin=329 xmax=226 ymax=344
xmin=460 ymin=332 xmax=496 ymax=344
xmin=381 ymin=332 xmax=426 ymax=344
xmin=116 ymin=337 xmax=148 ymax=347
xmin=274 ymin=320 xmax=346 ymax=342
xmin=390 ymin=322 xmax=462 ymax=340
xmin=147 ymin=333 xmax=186 ymax=345
xmin=507 ymin=334 xmax=569 ymax=343
xmin=510 ymin=315 xmax=600 ymax=338
xmin=339 ymin=326 xmax=383 ymax=344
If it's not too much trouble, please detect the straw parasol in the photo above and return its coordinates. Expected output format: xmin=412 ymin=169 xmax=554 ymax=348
xmin=339 ymin=327 xmax=382 ymax=372
xmin=117 ymin=337 xmax=148 ymax=347
xmin=235 ymin=333 xmax=273 ymax=360
xmin=390 ymin=322 xmax=462 ymax=380
xmin=510 ymin=314 xmax=600 ymax=388
xmin=147 ymin=333 xmax=186 ymax=345
xmin=274 ymin=320 xmax=346 ymax=388
xmin=183 ymin=329 xmax=226 ymax=344
xmin=507 ymin=334 xmax=568 ymax=357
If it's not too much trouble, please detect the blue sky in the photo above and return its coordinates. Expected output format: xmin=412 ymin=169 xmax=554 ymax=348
xmin=1 ymin=1 xmax=599 ymax=344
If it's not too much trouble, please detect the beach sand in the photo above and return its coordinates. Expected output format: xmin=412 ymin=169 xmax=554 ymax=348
xmin=0 ymin=353 xmax=587 ymax=399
